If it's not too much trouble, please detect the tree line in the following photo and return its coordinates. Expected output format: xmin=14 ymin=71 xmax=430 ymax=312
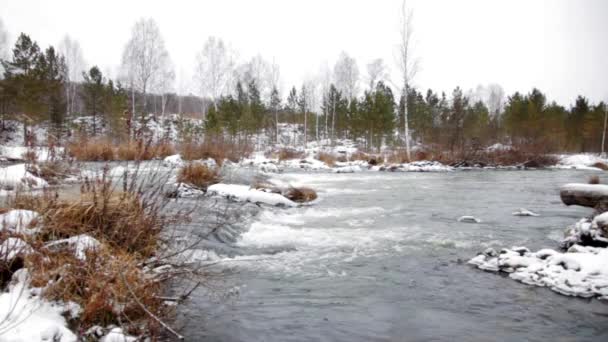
xmin=0 ymin=16 xmax=606 ymax=153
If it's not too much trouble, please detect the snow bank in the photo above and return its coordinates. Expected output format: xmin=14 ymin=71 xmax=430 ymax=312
xmin=207 ymin=183 xmax=297 ymax=207
xmin=99 ymin=327 xmax=137 ymax=342
xmin=374 ymin=161 xmax=452 ymax=172
xmin=163 ymin=154 xmax=184 ymax=167
xmin=458 ymin=216 xmax=481 ymax=223
xmin=469 ymin=245 xmax=608 ymax=299
xmin=46 ymin=234 xmax=101 ymax=261
xmin=333 ymin=165 xmax=362 ymax=173
xmin=0 ymin=270 xmax=79 ymax=342
xmin=485 ymin=143 xmax=512 ymax=152
xmin=0 ymin=164 xmax=48 ymax=190
xmin=0 ymin=146 xmax=63 ymax=162
xmin=0 ymin=210 xmax=40 ymax=235
xmin=556 ymin=154 xmax=608 ymax=170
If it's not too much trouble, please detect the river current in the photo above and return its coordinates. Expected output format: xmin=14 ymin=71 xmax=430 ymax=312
xmin=177 ymin=169 xmax=608 ymax=341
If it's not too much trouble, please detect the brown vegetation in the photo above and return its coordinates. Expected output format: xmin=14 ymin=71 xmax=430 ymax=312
xmin=177 ymin=163 xmax=220 ymax=189
xmin=316 ymin=152 xmax=336 ymax=167
xmin=277 ymin=148 xmax=305 ymax=161
xmin=2 ymin=169 xmax=192 ymax=338
xmin=180 ymin=139 xmax=252 ymax=165
xmin=589 ymin=175 xmax=600 ymax=184
xmin=67 ymin=137 xmax=178 ymax=162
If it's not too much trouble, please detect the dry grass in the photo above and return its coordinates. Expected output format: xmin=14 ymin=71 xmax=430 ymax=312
xmin=277 ymin=148 xmax=304 ymax=161
xmin=386 ymin=149 xmax=410 ymax=164
xmin=316 ymin=152 xmax=336 ymax=167
xmin=3 ymin=169 xmax=184 ymax=337
xmin=68 ymin=137 xmax=178 ymax=162
xmin=27 ymin=161 xmax=75 ymax=186
xmin=67 ymin=138 xmax=115 ymax=161
xmin=180 ymin=140 xmax=252 ymax=165
xmin=589 ymin=175 xmax=601 ymax=184
xmin=283 ymin=187 xmax=317 ymax=203
xmin=177 ymin=163 xmax=220 ymax=189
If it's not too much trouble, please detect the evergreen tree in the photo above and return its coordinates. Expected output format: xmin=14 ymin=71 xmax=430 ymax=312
xmin=81 ymin=66 xmax=106 ymax=136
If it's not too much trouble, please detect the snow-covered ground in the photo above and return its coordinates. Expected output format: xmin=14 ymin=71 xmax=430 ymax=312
xmin=0 ymin=164 xmax=48 ymax=192
xmin=555 ymin=154 xmax=608 ymax=170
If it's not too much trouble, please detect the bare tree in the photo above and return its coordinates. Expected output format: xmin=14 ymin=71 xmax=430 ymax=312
xmin=486 ymin=83 xmax=505 ymax=117
xmin=156 ymin=58 xmax=175 ymax=117
xmin=0 ymin=18 xmax=10 ymax=78
xmin=333 ymin=51 xmax=359 ymax=102
xmin=602 ymin=103 xmax=607 ymax=157
xmin=194 ymin=37 xmax=235 ymax=113
xmin=268 ymin=58 xmax=281 ymax=141
xmin=366 ymin=58 xmax=389 ymax=91
xmin=121 ymin=18 xmax=169 ymax=115
xmin=396 ymin=0 xmax=419 ymax=160
xmin=58 ymin=35 xmax=86 ymax=117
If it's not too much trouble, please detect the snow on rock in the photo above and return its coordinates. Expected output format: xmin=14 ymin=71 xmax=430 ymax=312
xmin=45 ymin=234 xmax=101 ymax=261
xmin=512 ymin=208 xmax=540 ymax=217
xmin=458 ymin=215 xmax=481 ymax=223
xmin=163 ymin=154 xmax=184 ymax=167
xmin=0 ymin=269 xmax=79 ymax=342
xmin=469 ymin=245 xmax=608 ymax=300
xmin=0 ymin=164 xmax=49 ymax=190
xmin=100 ymin=327 xmax=137 ymax=342
xmin=562 ymin=217 xmax=608 ymax=249
xmin=0 ymin=210 xmax=40 ymax=235
xmin=207 ymin=183 xmax=297 ymax=207
xmin=374 ymin=161 xmax=452 ymax=172
xmin=556 ymin=154 xmax=608 ymax=170
xmin=168 ymin=182 xmax=206 ymax=198
xmin=333 ymin=165 xmax=363 ymax=173
xmin=0 ymin=238 xmax=33 ymax=260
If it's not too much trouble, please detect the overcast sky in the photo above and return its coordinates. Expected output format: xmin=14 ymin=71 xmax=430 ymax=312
xmin=1 ymin=0 xmax=606 ymax=105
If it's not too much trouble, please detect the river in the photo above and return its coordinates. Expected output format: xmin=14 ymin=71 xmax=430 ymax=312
xmin=176 ymin=169 xmax=608 ymax=341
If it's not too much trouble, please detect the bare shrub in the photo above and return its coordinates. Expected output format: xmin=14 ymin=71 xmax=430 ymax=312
xmin=67 ymin=138 xmax=115 ymax=161
xmin=181 ymin=140 xmax=252 ymax=165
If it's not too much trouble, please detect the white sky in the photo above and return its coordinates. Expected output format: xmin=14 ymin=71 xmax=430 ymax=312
xmin=1 ymin=0 xmax=606 ymax=106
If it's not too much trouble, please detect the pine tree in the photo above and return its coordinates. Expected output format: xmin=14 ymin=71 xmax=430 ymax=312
xmin=81 ymin=66 xmax=106 ymax=136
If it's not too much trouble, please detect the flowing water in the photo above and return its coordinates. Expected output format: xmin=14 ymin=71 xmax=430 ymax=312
xmin=178 ymin=169 xmax=608 ymax=341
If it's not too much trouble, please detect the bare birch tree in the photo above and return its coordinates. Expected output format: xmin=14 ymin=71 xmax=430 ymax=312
xmin=58 ymin=35 xmax=86 ymax=116
xmin=121 ymin=18 xmax=169 ymax=115
xmin=334 ymin=51 xmax=359 ymax=103
xmin=396 ymin=0 xmax=419 ymax=160
xmin=366 ymin=58 xmax=389 ymax=91
xmin=194 ymin=37 xmax=235 ymax=113
xmin=0 ymin=18 xmax=8 ymax=77
xmin=156 ymin=58 xmax=175 ymax=117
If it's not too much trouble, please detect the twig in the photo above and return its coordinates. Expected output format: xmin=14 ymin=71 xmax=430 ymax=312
xmin=120 ymin=272 xmax=184 ymax=340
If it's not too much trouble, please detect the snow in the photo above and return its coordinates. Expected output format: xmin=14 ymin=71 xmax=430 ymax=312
xmin=458 ymin=216 xmax=481 ymax=223
xmin=561 ymin=217 xmax=608 ymax=249
xmin=169 ymin=182 xmax=206 ymax=198
xmin=0 ymin=210 xmax=40 ymax=235
xmin=374 ymin=161 xmax=452 ymax=172
xmin=0 ymin=270 xmax=78 ymax=342
xmin=485 ymin=143 xmax=512 ymax=152
xmin=207 ymin=183 xmax=297 ymax=207
xmin=556 ymin=154 xmax=608 ymax=170
xmin=100 ymin=327 xmax=137 ymax=342
xmin=281 ymin=157 xmax=330 ymax=171
xmin=0 ymin=146 xmax=63 ymax=162
xmin=560 ymin=183 xmax=608 ymax=195
xmin=334 ymin=165 xmax=363 ymax=173
xmin=469 ymin=245 xmax=608 ymax=299
xmin=0 ymin=164 xmax=49 ymax=191
xmin=0 ymin=238 xmax=32 ymax=260
xmin=163 ymin=154 xmax=184 ymax=167
xmin=594 ymin=212 xmax=608 ymax=229
xmin=45 ymin=234 xmax=101 ymax=261
xmin=512 ymin=208 xmax=540 ymax=217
